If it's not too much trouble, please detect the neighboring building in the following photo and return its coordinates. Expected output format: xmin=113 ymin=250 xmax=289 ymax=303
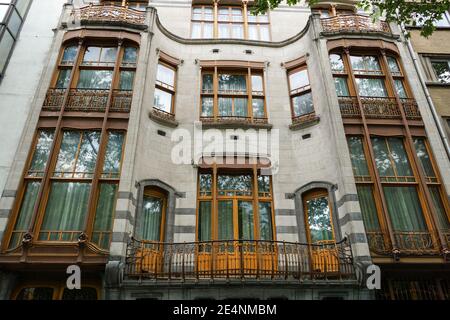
xmin=0 ymin=0 xmax=448 ymax=300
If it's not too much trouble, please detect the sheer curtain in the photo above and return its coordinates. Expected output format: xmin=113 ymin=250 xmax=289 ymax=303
xmin=356 ymin=185 xmax=380 ymax=231
xmin=141 ymin=195 xmax=163 ymax=241
xmin=218 ymin=200 xmax=233 ymax=240
xmin=40 ymin=182 xmax=91 ymax=241
xmin=383 ymin=186 xmax=427 ymax=231
xmin=347 ymin=136 xmax=370 ymax=176
xmin=238 ymin=201 xmax=254 ymax=240
xmin=92 ymin=183 xmax=118 ymax=249
xmin=198 ymin=201 xmax=212 ymax=241
xmin=258 ymin=202 xmax=273 ymax=241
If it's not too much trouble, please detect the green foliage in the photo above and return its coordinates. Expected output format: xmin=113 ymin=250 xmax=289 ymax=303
xmin=252 ymin=0 xmax=450 ymax=38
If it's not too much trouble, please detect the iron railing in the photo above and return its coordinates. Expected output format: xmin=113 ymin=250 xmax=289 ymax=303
xmin=42 ymin=88 xmax=132 ymax=113
xmin=291 ymin=111 xmax=319 ymax=126
xmin=200 ymin=116 xmax=269 ymax=125
xmin=321 ymin=14 xmax=390 ymax=34
xmin=125 ymin=238 xmax=355 ymax=281
xmin=338 ymin=96 xmax=421 ymax=120
xmin=74 ymin=5 xmax=146 ymax=27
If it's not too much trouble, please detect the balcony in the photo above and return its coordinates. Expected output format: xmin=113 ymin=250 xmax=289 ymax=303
xmin=42 ymin=88 xmax=132 ymax=113
xmin=367 ymin=231 xmax=442 ymax=256
xmin=338 ymin=96 xmax=421 ymax=120
xmin=74 ymin=5 xmax=146 ymax=29
xmin=321 ymin=14 xmax=390 ymax=34
xmin=289 ymin=111 xmax=320 ymax=130
xmin=149 ymin=107 xmax=178 ymax=127
xmin=125 ymin=239 xmax=355 ymax=282
xmin=200 ymin=116 xmax=271 ymax=129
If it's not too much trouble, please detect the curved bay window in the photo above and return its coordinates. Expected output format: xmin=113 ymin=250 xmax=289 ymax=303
xmin=200 ymin=67 xmax=266 ymax=123
xmin=6 ymin=130 xmax=125 ymax=250
xmin=191 ymin=4 xmax=271 ymax=40
xmin=46 ymin=41 xmax=138 ymax=113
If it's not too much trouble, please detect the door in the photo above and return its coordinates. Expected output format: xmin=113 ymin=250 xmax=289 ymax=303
xmin=303 ymin=190 xmax=339 ymax=274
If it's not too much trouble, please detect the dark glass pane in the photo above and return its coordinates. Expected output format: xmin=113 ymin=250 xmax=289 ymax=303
xmin=28 ymin=130 xmax=54 ymax=177
xmin=16 ymin=287 xmax=54 ymax=300
xmin=394 ymin=80 xmax=407 ymax=98
xmin=252 ymin=98 xmax=265 ymax=118
xmin=141 ymin=194 xmax=163 ymax=241
xmin=217 ymin=175 xmax=252 ymax=196
xmin=431 ymin=60 xmax=450 ymax=83
xmin=350 ymin=55 xmax=381 ymax=72
xmin=77 ymin=70 xmax=113 ymax=89
xmin=356 ymin=185 xmax=380 ymax=231
xmin=123 ymin=47 xmax=137 ymax=63
xmin=119 ymin=70 xmax=135 ymax=90
xmin=334 ymin=77 xmax=349 ymax=96
xmin=292 ymin=92 xmax=314 ymax=116
xmin=306 ymin=195 xmax=334 ymax=243
xmin=61 ymin=46 xmax=77 ymax=63
xmin=61 ymin=287 xmax=98 ymax=300
xmin=429 ymin=186 xmax=450 ymax=230
xmin=102 ymin=131 xmax=124 ymax=178
xmin=201 ymin=97 xmax=213 ymax=116
xmin=202 ymin=74 xmax=213 ymax=92
xmin=199 ymin=173 xmax=212 ymax=192
xmin=198 ymin=201 xmax=211 ymax=241
xmin=387 ymin=56 xmax=400 ymax=73
xmin=371 ymin=137 xmax=395 ymax=177
xmin=259 ymin=202 xmax=273 ymax=241
xmin=329 ymin=54 xmax=345 ymax=72
xmin=413 ymin=138 xmax=435 ymax=178
xmin=218 ymin=200 xmax=233 ymax=240
xmin=387 ymin=137 xmax=413 ymax=177
xmin=92 ymin=183 xmax=118 ymax=249
xmin=257 ymin=175 xmax=270 ymax=195
xmin=218 ymin=74 xmax=246 ymax=93
xmin=55 ymin=69 xmax=71 ymax=88
xmin=0 ymin=29 xmax=14 ymax=72
xmin=238 ymin=201 xmax=254 ymax=240
xmin=347 ymin=136 xmax=370 ymax=177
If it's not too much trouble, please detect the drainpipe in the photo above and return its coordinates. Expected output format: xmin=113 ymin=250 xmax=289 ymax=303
xmin=400 ymin=23 xmax=450 ymax=161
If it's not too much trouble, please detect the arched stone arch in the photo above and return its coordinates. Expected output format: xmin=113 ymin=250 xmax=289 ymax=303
xmin=135 ymin=179 xmax=178 ymax=243
xmin=293 ymin=181 xmax=342 ymax=243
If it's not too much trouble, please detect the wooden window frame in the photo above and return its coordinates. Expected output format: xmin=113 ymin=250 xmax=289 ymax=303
xmin=200 ymin=67 xmax=267 ymax=121
xmin=287 ymin=65 xmax=315 ymax=120
xmin=140 ymin=187 xmax=167 ymax=242
xmin=196 ymin=168 xmax=276 ymax=242
xmin=154 ymin=60 xmax=177 ymax=115
xmin=12 ymin=282 xmax=101 ymax=300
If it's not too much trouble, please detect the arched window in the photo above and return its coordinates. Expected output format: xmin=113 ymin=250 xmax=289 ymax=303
xmin=138 ymin=187 xmax=167 ymax=242
xmin=303 ymin=189 xmax=335 ymax=245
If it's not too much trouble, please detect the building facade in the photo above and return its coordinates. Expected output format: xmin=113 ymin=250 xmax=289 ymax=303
xmin=0 ymin=0 xmax=448 ymax=300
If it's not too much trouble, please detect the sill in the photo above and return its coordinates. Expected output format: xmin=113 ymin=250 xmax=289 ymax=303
xmin=149 ymin=108 xmax=179 ymax=128
xmin=425 ymin=81 xmax=450 ymax=87
xmin=289 ymin=114 xmax=320 ymax=131
xmin=200 ymin=117 xmax=273 ymax=129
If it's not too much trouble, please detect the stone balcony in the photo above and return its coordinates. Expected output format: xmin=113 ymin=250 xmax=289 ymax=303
xmin=321 ymin=14 xmax=390 ymax=34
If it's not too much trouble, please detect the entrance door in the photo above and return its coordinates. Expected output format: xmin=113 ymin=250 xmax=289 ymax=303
xmin=303 ymin=190 xmax=339 ymax=274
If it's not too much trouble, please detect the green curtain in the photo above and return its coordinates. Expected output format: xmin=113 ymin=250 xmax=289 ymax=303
xmin=307 ymin=196 xmax=333 ymax=243
xmin=141 ymin=195 xmax=163 ymax=241
xmin=259 ymin=202 xmax=273 ymax=241
xmin=102 ymin=131 xmax=124 ymax=178
xmin=347 ymin=136 xmax=370 ymax=177
xmin=92 ymin=183 xmax=118 ymax=249
xmin=356 ymin=185 xmax=380 ymax=231
xmin=371 ymin=137 xmax=395 ymax=177
xmin=198 ymin=201 xmax=212 ymax=241
xmin=429 ymin=186 xmax=450 ymax=230
xmin=292 ymin=92 xmax=313 ymax=117
xmin=388 ymin=137 xmax=413 ymax=176
xmin=413 ymin=138 xmax=436 ymax=178
xmin=40 ymin=182 xmax=91 ymax=241
xmin=383 ymin=186 xmax=427 ymax=231
xmin=28 ymin=130 xmax=54 ymax=177
xmin=218 ymin=200 xmax=233 ymax=240
xmin=238 ymin=201 xmax=254 ymax=240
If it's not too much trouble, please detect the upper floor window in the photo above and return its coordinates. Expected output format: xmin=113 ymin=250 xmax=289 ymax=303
xmin=430 ymin=58 xmax=450 ymax=83
xmin=102 ymin=0 xmax=147 ymax=11
xmin=191 ymin=5 xmax=271 ymax=40
xmin=287 ymin=66 xmax=314 ymax=119
xmin=153 ymin=61 xmax=176 ymax=115
xmin=435 ymin=11 xmax=450 ymax=27
xmin=200 ymin=68 xmax=266 ymax=120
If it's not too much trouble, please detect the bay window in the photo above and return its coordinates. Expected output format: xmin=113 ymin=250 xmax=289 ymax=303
xmin=350 ymin=55 xmax=388 ymax=97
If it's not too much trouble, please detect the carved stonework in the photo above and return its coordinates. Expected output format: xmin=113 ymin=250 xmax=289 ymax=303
xmin=75 ymin=5 xmax=146 ymax=28
xmin=321 ymin=14 xmax=391 ymax=34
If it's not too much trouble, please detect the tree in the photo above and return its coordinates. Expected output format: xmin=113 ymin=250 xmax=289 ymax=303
xmin=252 ymin=0 xmax=450 ymax=37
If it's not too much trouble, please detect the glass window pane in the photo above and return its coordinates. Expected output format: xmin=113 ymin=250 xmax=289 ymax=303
xmin=153 ymin=88 xmax=173 ymax=113
xmin=218 ymin=74 xmax=246 ymax=93
xmin=251 ymin=75 xmax=263 ymax=92
xmin=204 ymin=22 xmax=213 ymax=38
xmin=387 ymin=56 xmax=400 ymax=73
xmin=40 ymin=182 xmax=91 ymax=241
xmin=217 ymin=175 xmax=252 ymax=195
xmin=260 ymin=25 xmax=270 ymax=41
xmin=329 ymin=54 xmax=345 ymax=72
xmin=247 ymin=12 xmax=257 ymax=23
xmin=292 ymin=92 xmax=314 ymax=117
xmin=371 ymin=137 xmax=395 ymax=177
xmin=306 ymin=195 xmax=334 ymax=243
xmin=199 ymin=173 xmax=212 ymax=192
xmin=252 ymin=98 xmax=265 ymax=118
xmin=202 ymin=74 xmax=213 ymax=92
xmin=16 ymin=287 xmax=54 ymax=300
xmin=232 ymin=24 xmax=243 ymax=39
xmin=238 ymin=201 xmax=254 ymax=240
xmin=218 ymin=97 xmax=232 ymax=116
xmin=191 ymin=22 xmax=201 ymax=38
xmin=100 ymin=47 xmax=117 ymax=63
xmin=74 ymin=131 xmax=100 ymax=177
xmin=388 ymin=137 xmax=413 ymax=177
xmin=431 ymin=61 xmax=450 ymax=83
xmin=7 ymin=8 xmax=22 ymax=37
xmin=61 ymin=287 xmax=98 ymax=300
xmin=122 ymin=47 xmax=137 ymax=64
xmin=201 ymin=97 xmax=213 ymax=117
xmin=82 ymin=46 xmax=101 ymax=63
xmin=356 ymin=185 xmax=380 ymax=231
xmin=102 ymin=131 xmax=124 ymax=178
xmin=77 ymin=70 xmax=113 ymax=89
xmin=234 ymin=98 xmax=248 ymax=117
xmin=355 ymin=78 xmax=387 ymax=97
xmin=0 ymin=4 xmax=8 ymax=22
xmin=333 ymin=77 xmax=349 ymax=96
xmin=231 ymin=8 xmax=242 ymax=22
xmin=257 ymin=175 xmax=271 ymax=194
xmin=119 ymin=70 xmax=135 ymax=90
xmin=0 ymin=29 xmax=14 ymax=72
xmin=92 ymin=183 xmax=118 ymax=249
xmin=413 ymin=138 xmax=435 ymax=178
xmin=394 ymin=79 xmax=407 ymax=98
xmin=429 ymin=186 xmax=450 ymax=230
xmin=192 ymin=7 xmax=202 ymax=20
xmin=218 ymin=8 xmax=229 ymax=21
xmin=28 ymin=130 xmax=54 ymax=177
xmin=141 ymin=194 xmax=163 ymax=241
xmin=218 ymin=23 xmax=229 ymax=38
xmin=204 ymin=7 xmax=213 ymax=21
xmin=350 ymin=55 xmax=381 ymax=72
xmin=62 ymin=46 xmax=77 ymax=63
xmin=55 ymin=69 xmax=71 ymax=89
xmin=14 ymin=0 xmax=30 ymax=17
xmin=347 ymin=136 xmax=370 ymax=177
xmin=289 ymin=69 xmax=309 ymax=91
xmin=198 ymin=201 xmax=211 ymax=241
xmin=248 ymin=24 xmax=258 ymax=40
xmin=218 ymin=200 xmax=233 ymax=240
xmin=259 ymin=202 xmax=273 ymax=241
xmin=383 ymin=186 xmax=427 ymax=231
xmin=156 ymin=63 xmax=175 ymax=87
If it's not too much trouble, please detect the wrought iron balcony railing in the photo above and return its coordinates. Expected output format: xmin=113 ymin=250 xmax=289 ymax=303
xmin=200 ymin=116 xmax=269 ymax=126
xmin=125 ymin=238 xmax=355 ymax=281
xmin=338 ymin=96 xmax=421 ymax=120
xmin=367 ymin=231 xmax=441 ymax=256
xmin=42 ymin=88 xmax=132 ymax=113
xmin=321 ymin=14 xmax=390 ymax=34
xmin=74 ymin=5 xmax=146 ymax=28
